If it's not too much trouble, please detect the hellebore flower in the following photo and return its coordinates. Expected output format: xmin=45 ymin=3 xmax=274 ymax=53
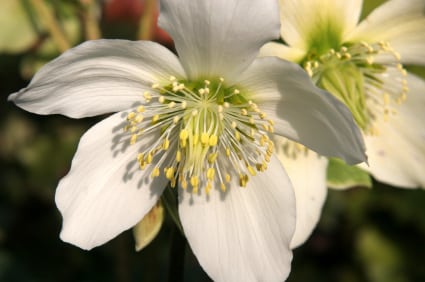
xmin=261 ymin=0 xmax=425 ymax=247
xmin=9 ymin=0 xmax=366 ymax=280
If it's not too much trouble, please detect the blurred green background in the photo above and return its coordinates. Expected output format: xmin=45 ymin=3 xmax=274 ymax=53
xmin=1 ymin=0 xmax=425 ymax=281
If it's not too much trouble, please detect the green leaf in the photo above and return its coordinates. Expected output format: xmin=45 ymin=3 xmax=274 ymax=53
xmin=327 ymin=158 xmax=372 ymax=189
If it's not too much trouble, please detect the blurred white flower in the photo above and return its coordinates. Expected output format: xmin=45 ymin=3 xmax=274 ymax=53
xmin=261 ymin=0 xmax=425 ymax=247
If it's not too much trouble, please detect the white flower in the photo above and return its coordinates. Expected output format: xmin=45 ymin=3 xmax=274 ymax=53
xmin=261 ymin=0 xmax=425 ymax=247
xmin=9 ymin=0 xmax=366 ymax=281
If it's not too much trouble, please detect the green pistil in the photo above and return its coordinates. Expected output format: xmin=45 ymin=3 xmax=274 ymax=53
xmin=304 ymin=41 xmax=408 ymax=133
xmin=318 ymin=61 xmax=369 ymax=129
xmin=303 ymin=19 xmax=343 ymax=62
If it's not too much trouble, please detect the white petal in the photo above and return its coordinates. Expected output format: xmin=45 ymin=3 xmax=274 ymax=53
xmin=178 ymin=155 xmax=295 ymax=282
xmin=273 ymin=136 xmax=328 ymax=248
xmin=237 ymin=57 xmax=366 ymax=165
xmin=56 ymin=111 xmax=168 ymax=250
xmin=359 ymin=74 xmax=425 ymax=188
xmin=158 ymin=0 xmax=280 ymax=81
xmin=259 ymin=42 xmax=306 ymax=63
xmin=347 ymin=0 xmax=425 ymax=65
xmin=278 ymin=0 xmax=362 ymax=50
xmin=8 ymin=40 xmax=185 ymax=118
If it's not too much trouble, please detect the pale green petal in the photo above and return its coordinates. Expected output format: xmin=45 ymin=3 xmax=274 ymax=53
xmin=279 ymin=0 xmax=362 ymax=52
xmin=359 ymin=74 xmax=425 ymax=188
xmin=259 ymin=42 xmax=306 ymax=63
xmin=133 ymin=202 xmax=164 ymax=252
xmin=347 ymin=0 xmax=425 ymax=65
xmin=273 ymin=136 xmax=328 ymax=248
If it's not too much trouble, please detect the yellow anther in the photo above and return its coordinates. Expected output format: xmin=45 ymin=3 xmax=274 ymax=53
xmin=137 ymin=153 xmax=144 ymax=161
xmin=165 ymin=167 xmax=175 ymax=180
xmin=208 ymin=152 xmax=218 ymax=164
xmin=162 ymin=139 xmax=170 ymax=150
xmin=176 ymin=150 xmax=182 ymax=162
xmin=181 ymin=178 xmax=188 ymax=189
xmin=241 ymin=108 xmax=248 ymax=115
xmin=193 ymin=134 xmax=199 ymax=145
xmin=226 ymin=148 xmax=231 ymax=157
xmin=239 ymin=174 xmax=248 ymax=187
xmin=190 ymin=176 xmax=199 ymax=188
xmin=130 ymin=134 xmax=138 ymax=145
xmin=225 ymin=174 xmax=231 ymax=183
xmin=173 ymin=116 xmax=180 ymax=124
xmin=207 ymin=168 xmax=215 ymax=180
xmin=158 ymin=96 xmax=165 ymax=103
xmin=127 ymin=112 xmax=136 ymax=120
xmin=169 ymin=76 xmax=176 ymax=81
xmin=181 ymin=101 xmax=187 ymax=109
xmin=205 ymin=182 xmax=212 ymax=195
xmin=143 ymin=92 xmax=152 ymax=101
xmin=146 ymin=152 xmax=153 ymax=164
xmin=136 ymin=105 xmax=145 ymax=112
xmin=204 ymin=80 xmax=210 ymax=85
xmin=209 ymin=135 xmax=218 ymax=146
xmin=151 ymin=83 xmax=160 ymax=89
xmin=180 ymin=129 xmax=189 ymax=140
xmin=152 ymin=114 xmax=159 ymax=123
xmin=168 ymin=101 xmax=176 ymax=108
xmin=247 ymin=166 xmax=256 ymax=176
xmin=192 ymin=109 xmax=198 ymax=116
xmin=235 ymin=131 xmax=241 ymax=141
xmin=219 ymin=77 xmax=224 ymax=82
xmin=201 ymin=133 xmax=209 ymax=145
xmin=233 ymin=89 xmax=240 ymax=94
xmin=231 ymin=121 xmax=237 ymax=129
xmin=256 ymin=162 xmax=267 ymax=172
xmin=135 ymin=114 xmax=144 ymax=123
xmin=151 ymin=167 xmax=160 ymax=178
xmin=220 ymin=183 xmax=226 ymax=192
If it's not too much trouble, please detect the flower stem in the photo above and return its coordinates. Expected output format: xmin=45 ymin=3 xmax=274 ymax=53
xmin=138 ymin=0 xmax=157 ymax=40
xmin=80 ymin=0 xmax=101 ymax=40
xmin=161 ymin=186 xmax=184 ymax=234
xmin=29 ymin=0 xmax=71 ymax=52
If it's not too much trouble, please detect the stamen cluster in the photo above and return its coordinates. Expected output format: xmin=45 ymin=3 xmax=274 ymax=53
xmin=303 ymin=41 xmax=408 ymax=134
xmin=124 ymin=76 xmax=275 ymax=194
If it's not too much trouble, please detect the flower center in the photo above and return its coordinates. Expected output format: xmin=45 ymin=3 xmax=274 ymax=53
xmin=303 ymin=41 xmax=408 ymax=135
xmin=124 ymin=77 xmax=275 ymax=194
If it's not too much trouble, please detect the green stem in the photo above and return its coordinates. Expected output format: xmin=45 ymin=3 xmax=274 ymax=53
xmin=80 ymin=0 xmax=101 ymax=40
xmin=29 ymin=0 xmax=71 ymax=52
xmin=138 ymin=0 xmax=157 ymax=40
xmin=162 ymin=186 xmax=184 ymax=234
